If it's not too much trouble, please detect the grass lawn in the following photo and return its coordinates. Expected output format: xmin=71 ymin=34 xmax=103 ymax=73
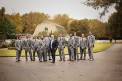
xmin=0 ymin=42 xmax=112 ymax=57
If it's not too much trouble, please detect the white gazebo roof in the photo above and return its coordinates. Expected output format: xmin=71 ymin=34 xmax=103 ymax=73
xmin=33 ymin=21 xmax=66 ymax=36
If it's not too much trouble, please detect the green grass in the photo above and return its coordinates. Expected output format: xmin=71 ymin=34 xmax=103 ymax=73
xmin=93 ymin=42 xmax=112 ymax=53
xmin=0 ymin=42 xmax=112 ymax=57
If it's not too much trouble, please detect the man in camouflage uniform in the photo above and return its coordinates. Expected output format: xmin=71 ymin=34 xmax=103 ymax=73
xmin=58 ymin=34 xmax=66 ymax=61
xmin=22 ymin=35 xmax=33 ymax=61
xmin=15 ymin=35 xmax=22 ymax=62
xmin=87 ymin=32 xmax=95 ymax=61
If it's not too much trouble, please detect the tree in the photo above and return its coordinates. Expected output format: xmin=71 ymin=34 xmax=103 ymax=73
xmin=85 ymin=0 xmax=120 ymax=17
xmin=0 ymin=7 xmax=16 ymax=39
xmin=68 ymin=19 xmax=89 ymax=35
xmin=0 ymin=7 xmax=5 ymax=17
xmin=53 ymin=14 xmax=70 ymax=30
xmin=108 ymin=12 xmax=122 ymax=39
xmin=85 ymin=0 xmax=122 ymax=39
xmin=22 ymin=12 xmax=49 ymax=34
xmin=7 ymin=13 xmax=23 ymax=34
xmin=88 ymin=19 xmax=107 ymax=39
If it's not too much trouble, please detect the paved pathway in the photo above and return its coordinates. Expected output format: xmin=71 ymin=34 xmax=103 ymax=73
xmin=0 ymin=44 xmax=122 ymax=81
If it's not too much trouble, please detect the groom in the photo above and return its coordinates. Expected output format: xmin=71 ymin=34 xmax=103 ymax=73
xmin=50 ymin=35 xmax=59 ymax=63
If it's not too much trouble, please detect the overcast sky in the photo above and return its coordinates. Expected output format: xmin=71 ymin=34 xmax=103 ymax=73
xmin=0 ymin=0 xmax=116 ymax=22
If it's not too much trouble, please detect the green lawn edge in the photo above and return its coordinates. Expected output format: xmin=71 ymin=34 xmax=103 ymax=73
xmin=0 ymin=42 xmax=112 ymax=57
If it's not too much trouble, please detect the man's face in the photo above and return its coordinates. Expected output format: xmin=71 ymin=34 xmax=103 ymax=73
xmin=24 ymin=36 xmax=26 ymax=39
xmin=22 ymin=36 xmax=25 ymax=39
xmin=28 ymin=36 xmax=30 ymax=39
xmin=60 ymin=34 xmax=62 ymax=37
xmin=89 ymin=32 xmax=92 ymax=35
xmin=70 ymin=34 xmax=72 ymax=37
xmin=51 ymin=35 xmax=54 ymax=39
xmin=82 ymin=34 xmax=84 ymax=37
xmin=19 ymin=36 xmax=21 ymax=40
xmin=74 ymin=32 xmax=76 ymax=36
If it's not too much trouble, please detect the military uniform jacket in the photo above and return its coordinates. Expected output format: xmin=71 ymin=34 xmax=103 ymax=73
xmin=15 ymin=39 xmax=22 ymax=51
xmin=58 ymin=37 xmax=65 ymax=49
xmin=31 ymin=39 xmax=38 ymax=50
xmin=68 ymin=37 xmax=74 ymax=48
xmin=22 ymin=39 xmax=32 ymax=50
xmin=43 ymin=37 xmax=51 ymax=49
xmin=87 ymin=35 xmax=95 ymax=48
xmin=36 ymin=39 xmax=43 ymax=51
xmin=72 ymin=36 xmax=80 ymax=48
xmin=79 ymin=37 xmax=87 ymax=49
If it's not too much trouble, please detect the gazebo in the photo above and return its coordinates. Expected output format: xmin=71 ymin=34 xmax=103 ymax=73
xmin=33 ymin=21 xmax=66 ymax=36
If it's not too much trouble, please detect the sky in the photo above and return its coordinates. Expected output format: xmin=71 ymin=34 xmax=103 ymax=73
xmin=0 ymin=0 xmax=116 ymax=22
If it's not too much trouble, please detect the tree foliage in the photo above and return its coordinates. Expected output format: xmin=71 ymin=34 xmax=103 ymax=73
xmin=53 ymin=14 xmax=70 ymax=30
xmin=7 ymin=13 xmax=23 ymax=34
xmin=22 ymin=12 xmax=49 ymax=34
xmin=88 ymin=19 xmax=107 ymax=38
xmin=0 ymin=7 xmax=109 ymax=39
xmin=68 ymin=19 xmax=89 ymax=36
xmin=0 ymin=7 xmax=16 ymax=39
xmin=85 ymin=0 xmax=122 ymax=39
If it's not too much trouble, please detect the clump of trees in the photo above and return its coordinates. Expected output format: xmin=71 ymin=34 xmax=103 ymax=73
xmin=85 ymin=0 xmax=122 ymax=39
xmin=53 ymin=16 xmax=107 ymax=39
xmin=1 ymin=5 xmax=120 ymax=39
xmin=7 ymin=12 xmax=49 ymax=34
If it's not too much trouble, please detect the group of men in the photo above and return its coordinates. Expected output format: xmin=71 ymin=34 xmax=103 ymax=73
xmin=15 ymin=32 xmax=95 ymax=63
xmin=68 ymin=32 xmax=95 ymax=61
